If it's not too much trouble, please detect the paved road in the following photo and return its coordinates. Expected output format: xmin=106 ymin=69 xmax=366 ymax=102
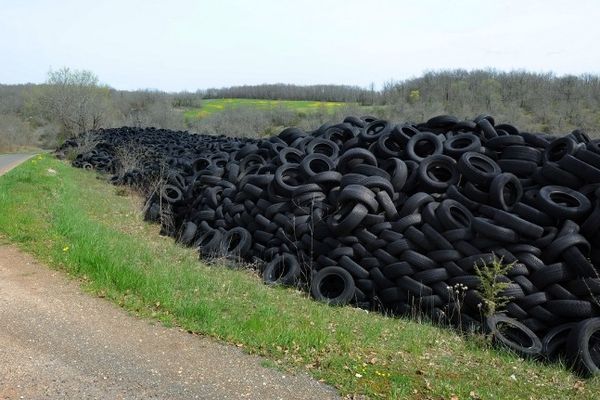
xmin=0 ymin=162 xmax=339 ymax=399
xmin=0 ymin=153 xmax=35 ymax=175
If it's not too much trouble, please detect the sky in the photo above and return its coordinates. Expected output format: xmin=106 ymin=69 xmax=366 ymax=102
xmin=1 ymin=0 xmax=599 ymax=92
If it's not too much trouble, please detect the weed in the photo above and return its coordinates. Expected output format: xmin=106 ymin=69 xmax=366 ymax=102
xmin=474 ymin=255 xmax=514 ymax=317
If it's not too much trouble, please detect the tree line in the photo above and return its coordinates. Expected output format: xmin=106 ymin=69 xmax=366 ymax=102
xmin=0 ymin=68 xmax=203 ymax=150
xmin=1 ymin=68 xmax=600 ymax=151
xmin=378 ymin=70 xmax=600 ymax=134
xmin=202 ymin=84 xmax=371 ymax=103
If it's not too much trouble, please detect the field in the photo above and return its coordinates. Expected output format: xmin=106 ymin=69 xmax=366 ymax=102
xmin=0 ymin=155 xmax=598 ymax=399
xmin=183 ymin=98 xmax=348 ymax=120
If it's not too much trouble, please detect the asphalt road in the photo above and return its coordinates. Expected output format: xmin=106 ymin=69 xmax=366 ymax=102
xmin=0 ymin=153 xmax=35 ymax=175
xmin=0 ymin=159 xmax=339 ymax=400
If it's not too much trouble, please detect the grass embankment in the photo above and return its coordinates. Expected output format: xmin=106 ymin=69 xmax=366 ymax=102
xmin=184 ymin=98 xmax=347 ymax=120
xmin=0 ymin=155 xmax=597 ymax=399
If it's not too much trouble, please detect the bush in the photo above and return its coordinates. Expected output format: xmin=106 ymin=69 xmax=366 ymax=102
xmin=190 ymin=106 xmax=296 ymax=137
xmin=0 ymin=113 xmax=36 ymax=151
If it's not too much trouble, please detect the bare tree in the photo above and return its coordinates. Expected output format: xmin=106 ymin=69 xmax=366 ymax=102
xmin=0 ymin=113 xmax=35 ymax=151
xmin=28 ymin=67 xmax=112 ymax=138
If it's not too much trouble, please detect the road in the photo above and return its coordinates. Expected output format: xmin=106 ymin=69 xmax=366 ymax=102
xmin=0 ymin=158 xmax=339 ymax=399
xmin=0 ymin=153 xmax=35 ymax=175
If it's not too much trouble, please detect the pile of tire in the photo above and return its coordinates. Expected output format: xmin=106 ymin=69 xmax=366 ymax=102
xmin=58 ymin=115 xmax=600 ymax=375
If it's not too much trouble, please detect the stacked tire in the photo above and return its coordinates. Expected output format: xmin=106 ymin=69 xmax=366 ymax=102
xmin=59 ymin=115 xmax=600 ymax=375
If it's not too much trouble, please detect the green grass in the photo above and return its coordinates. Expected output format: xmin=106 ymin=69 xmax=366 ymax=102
xmin=183 ymin=98 xmax=347 ymax=120
xmin=1 ymin=155 xmax=598 ymax=399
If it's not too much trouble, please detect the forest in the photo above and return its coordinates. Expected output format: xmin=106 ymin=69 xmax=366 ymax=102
xmin=1 ymin=68 xmax=599 ymax=151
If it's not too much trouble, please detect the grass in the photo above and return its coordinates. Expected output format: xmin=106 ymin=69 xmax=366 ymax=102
xmin=1 ymin=155 xmax=599 ymax=399
xmin=183 ymin=98 xmax=347 ymax=120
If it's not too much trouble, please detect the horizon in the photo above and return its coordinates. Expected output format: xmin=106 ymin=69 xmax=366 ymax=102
xmin=1 ymin=0 xmax=599 ymax=92
xmin=2 ymin=68 xmax=598 ymax=94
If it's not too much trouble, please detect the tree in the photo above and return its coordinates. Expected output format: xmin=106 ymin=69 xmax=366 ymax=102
xmin=29 ymin=67 xmax=112 ymax=138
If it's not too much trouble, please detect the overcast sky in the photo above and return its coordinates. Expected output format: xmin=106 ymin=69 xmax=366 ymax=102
xmin=1 ymin=0 xmax=599 ymax=92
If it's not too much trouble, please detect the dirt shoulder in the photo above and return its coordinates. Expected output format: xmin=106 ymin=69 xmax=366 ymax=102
xmin=0 ymin=244 xmax=338 ymax=399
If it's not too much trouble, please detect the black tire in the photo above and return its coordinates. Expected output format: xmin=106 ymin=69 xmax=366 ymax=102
xmin=567 ymin=278 xmax=600 ymax=296
xmin=405 ymin=132 xmax=443 ymax=162
xmin=516 ymin=252 xmax=545 ymax=273
xmin=262 ymin=253 xmax=301 ymax=286
xmin=417 ymin=154 xmax=459 ymax=192
xmin=306 ymin=138 xmax=340 ymax=159
xmin=581 ymin=201 xmax=600 ymax=237
xmin=375 ymin=190 xmax=399 ymax=220
xmin=446 ymin=185 xmax=480 ymax=210
xmin=463 ymin=181 xmax=490 ymax=204
xmin=338 ymin=184 xmax=378 ymax=213
xmin=339 ymin=255 xmax=370 ymax=279
xmin=543 ymin=136 xmax=578 ymax=163
xmin=401 ymin=249 xmax=437 ymax=270
xmin=541 ymin=162 xmax=583 ymax=189
xmin=379 ymin=157 xmax=408 ymax=192
xmin=385 ymin=237 xmax=411 ymax=256
xmin=359 ymin=120 xmax=392 ymax=143
xmin=500 ymin=283 xmax=526 ymax=300
xmin=378 ymin=287 xmax=404 ymax=304
xmin=536 ymin=185 xmax=592 ymax=221
xmin=506 ymin=302 xmax=529 ymax=319
xmin=360 ymin=175 xmax=394 ymax=197
xmin=472 ymin=217 xmax=519 ymax=243
xmin=161 ymin=184 xmax=183 ymax=203
xmin=476 ymin=117 xmax=498 ymax=139
xmin=546 ymin=283 xmax=578 ymax=300
xmin=309 ymin=170 xmax=342 ymax=187
xmin=458 ymin=152 xmax=501 ymax=187
xmin=489 ymin=173 xmax=523 ymax=211
xmin=413 ymin=268 xmax=449 ymax=284
xmin=421 ymin=223 xmax=453 ymax=250
xmin=399 ymin=192 xmax=434 ymax=217
xmin=558 ymin=154 xmax=600 ymax=183
xmin=575 ymin=148 xmax=600 ymax=169
xmin=506 ymin=244 xmax=542 ymax=257
xmin=374 ymin=131 xmax=403 ymax=158
xmin=426 ymin=114 xmax=458 ymax=129
xmin=512 ymin=202 xmax=554 ymax=227
xmin=443 ymin=133 xmax=481 ymax=159
xmin=443 ymin=228 xmax=473 ymax=243
xmin=397 ymin=275 xmax=433 ymax=296
xmin=310 ymin=266 xmax=356 ymax=306
xmin=512 ymin=275 xmax=537 ymax=295
xmin=543 ymin=233 xmax=590 ymax=264
xmin=370 ymin=267 xmax=395 ymax=289
xmin=486 ymin=314 xmax=543 ymax=357
xmin=337 ymin=148 xmax=377 ymax=174
xmin=328 ymin=203 xmax=368 ymax=235
xmin=221 ymin=227 xmax=252 ymax=258
xmin=545 ymin=300 xmax=595 ymax=319
xmin=501 ymin=145 xmax=542 ymax=164
xmin=530 ymin=263 xmax=572 ymax=289
xmin=382 ymin=261 xmax=414 ymax=279
xmin=179 ymin=221 xmax=198 ymax=245
xmin=492 ymin=209 xmax=544 ymax=239
xmin=497 ymin=159 xmax=538 ymax=177
xmin=566 ymin=318 xmax=600 ymax=375
xmin=517 ymin=292 xmax=549 ymax=310
xmin=390 ymin=213 xmax=422 ymax=233
xmin=195 ymin=229 xmax=223 ymax=256
xmin=454 ymin=253 xmax=494 ymax=272
xmin=300 ymin=153 xmax=335 ymax=177
xmin=542 ymin=323 xmax=575 ymax=359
